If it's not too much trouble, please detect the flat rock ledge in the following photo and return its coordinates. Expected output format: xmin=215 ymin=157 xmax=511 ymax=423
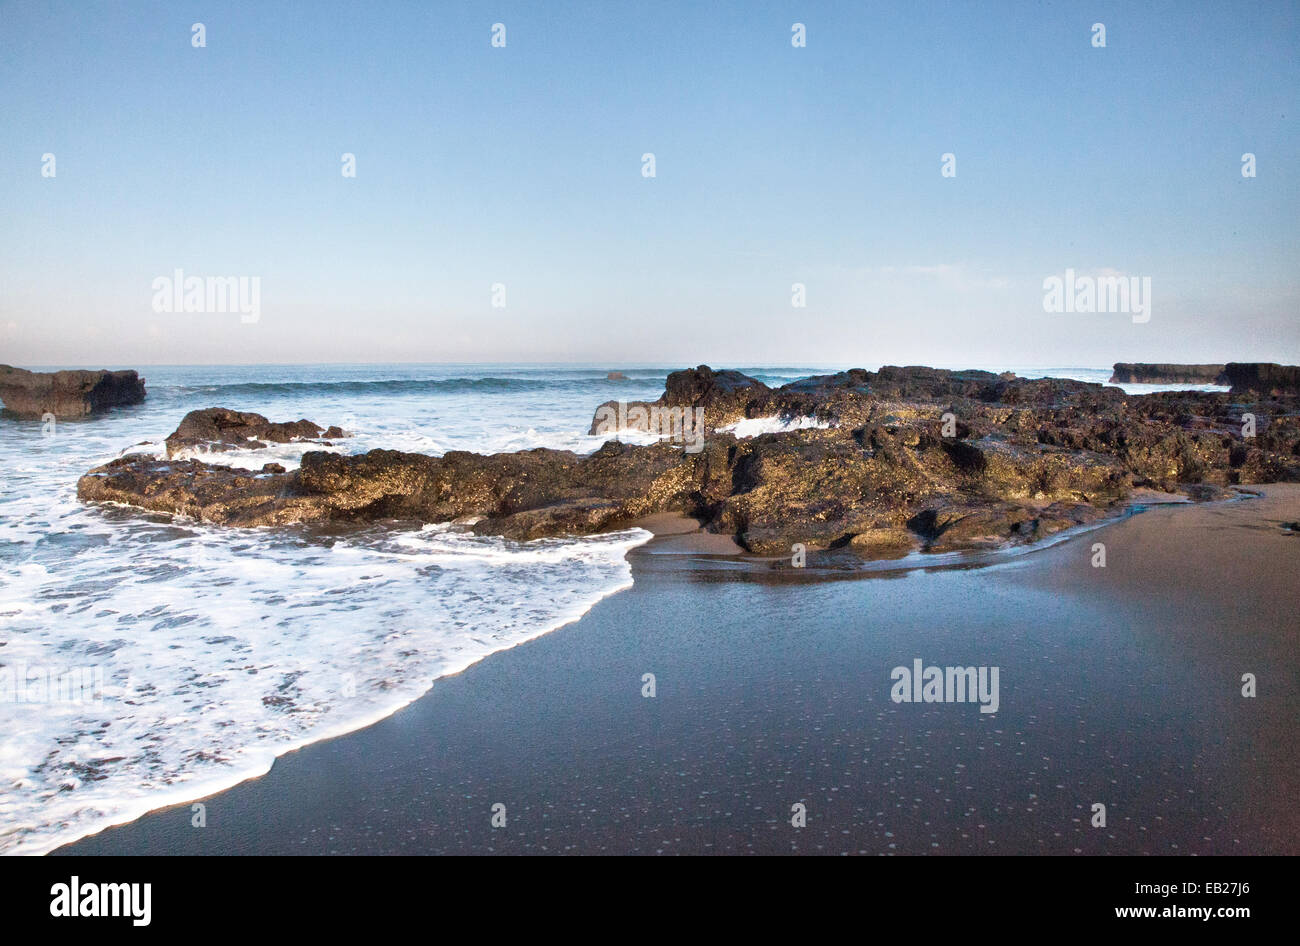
xmin=0 ymin=365 xmax=146 ymax=419
xmin=77 ymin=365 xmax=1300 ymax=559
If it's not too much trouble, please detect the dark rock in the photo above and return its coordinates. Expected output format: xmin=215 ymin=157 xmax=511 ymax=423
xmin=589 ymin=365 xmax=769 ymax=434
xmin=77 ymin=457 xmax=317 ymax=526
xmin=587 ymin=364 xmax=1118 ymax=438
xmin=0 ymin=365 xmax=146 ymax=419
xmin=663 ymin=365 xmax=769 ymax=410
xmin=80 ymin=439 xmax=690 ymax=533
xmin=1222 ymin=363 xmax=1300 ymax=396
xmin=164 ymin=408 xmax=346 ymax=458
xmin=940 ymin=439 xmax=987 ymax=474
xmin=778 ymin=369 xmax=873 ymax=395
xmin=906 ymin=500 xmax=1106 ymax=553
xmin=79 ymin=365 xmax=1300 ymax=560
xmin=1109 ymin=363 xmax=1226 ymax=384
xmin=1180 ymin=483 xmax=1233 ymax=502
xmin=606 ymin=371 xmax=628 ymax=381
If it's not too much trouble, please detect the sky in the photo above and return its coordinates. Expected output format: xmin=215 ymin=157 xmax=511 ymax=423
xmin=1 ymin=0 xmax=1297 ymax=368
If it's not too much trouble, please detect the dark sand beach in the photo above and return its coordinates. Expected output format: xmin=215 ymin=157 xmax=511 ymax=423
xmin=58 ymin=486 xmax=1299 ymax=855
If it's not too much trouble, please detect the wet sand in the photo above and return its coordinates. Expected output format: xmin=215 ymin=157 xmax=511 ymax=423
xmin=56 ymin=487 xmax=1299 ymax=855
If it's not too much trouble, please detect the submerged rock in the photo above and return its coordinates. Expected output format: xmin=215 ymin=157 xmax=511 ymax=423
xmin=77 ymin=364 xmax=1300 ymax=559
xmin=0 ymin=365 xmax=146 ymax=419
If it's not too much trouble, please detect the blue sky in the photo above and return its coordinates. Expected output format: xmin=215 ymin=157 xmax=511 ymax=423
xmin=1 ymin=0 xmax=1296 ymax=367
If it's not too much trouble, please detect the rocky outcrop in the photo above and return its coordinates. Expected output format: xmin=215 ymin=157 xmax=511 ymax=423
xmin=0 ymin=365 xmax=146 ymax=419
xmin=1221 ymin=363 xmax=1300 ymax=396
xmin=1110 ymin=361 xmax=1300 ymax=394
xmin=78 ymin=365 xmax=1300 ymax=560
xmin=81 ymin=440 xmax=690 ymax=537
xmin=163 ymin=408 xmax=347 ymax=458
xmin=589 ymin=365 xmax=771 ymax=434
xmin=587 ymin=365 xmax=1140 ymax=439
xmin=1109 ymin=363 xmax=1226 ymax=385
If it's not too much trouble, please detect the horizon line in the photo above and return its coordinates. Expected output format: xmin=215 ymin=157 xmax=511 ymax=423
xmin=5 ymin=359 xmax=1278 ymax=372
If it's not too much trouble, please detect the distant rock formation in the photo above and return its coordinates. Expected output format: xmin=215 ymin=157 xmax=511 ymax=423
xmin=605 ymin=371 xmax=628 ymax=381
xmin=0 ymin=365 xmax=146 ymax=419
xmin=1221 ymin=363 xmax=1300 ymax=396
xmin=79 ymin=364 xmax=1300 ymax=559
xmin=1109 ymin=363 xmax=1226 ymax=384
xmin=164 ymin=408 xmax=347 ymax=457
xmin=1107 ymin=362 xmax=1300 ymax=395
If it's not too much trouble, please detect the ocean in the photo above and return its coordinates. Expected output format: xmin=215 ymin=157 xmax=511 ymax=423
xmin=0 ymin=363 xmax=1230 ymax=854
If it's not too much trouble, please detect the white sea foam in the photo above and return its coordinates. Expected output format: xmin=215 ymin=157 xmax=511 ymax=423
xmin=0 ymin=369 xmax=667 ymax=855
xmin=1110 ymin=382 xmax=1231 ymax=396
xmin=719 ymin=415 xmax=831 ymax=438
xmin=0 ymin=362 xmax=1224 ymax=855
xmin=166 ymin=439 xmax=348 ymax=471
xmin=165 ymin=423 xmax=642 ymax=472
xmin=0 ymin=510 xmax=649 ymax=855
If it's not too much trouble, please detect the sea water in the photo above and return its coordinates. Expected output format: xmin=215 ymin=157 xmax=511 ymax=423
xmin=0 ymin=363 xmax=1227 ymax=854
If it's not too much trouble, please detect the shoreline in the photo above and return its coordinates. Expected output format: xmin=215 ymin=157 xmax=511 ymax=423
xmin=9 ymin=484 xmax=1163 ymax=855
xmin=8 ymin=529 xmax=656 ymax=857
xmin=48 ymin=485 xmax=1299 ymax=855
